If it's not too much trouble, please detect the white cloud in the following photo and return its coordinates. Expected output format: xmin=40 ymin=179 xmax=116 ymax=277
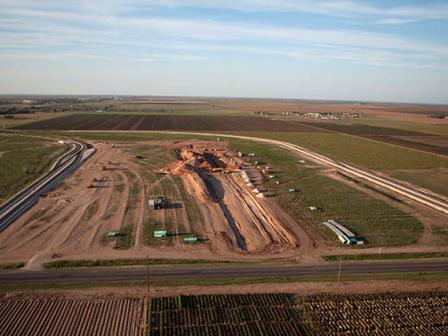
xmin=376 ymin=18 xmax=417 ymax=25
xmin=0 ymin=1 xmax=447 ymax=70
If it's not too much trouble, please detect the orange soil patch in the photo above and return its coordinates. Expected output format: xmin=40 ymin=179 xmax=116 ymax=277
xmin=161 ymin=143 xmax=298 ymax=254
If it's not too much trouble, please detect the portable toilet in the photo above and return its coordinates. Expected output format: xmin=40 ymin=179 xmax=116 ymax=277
xmin=107 ymin=231 xmax=119 ymax=237
xmin=183 ymin=236 xmax=198 ymax=243
xmin=154 ymin=230 xmax=168 ymax=238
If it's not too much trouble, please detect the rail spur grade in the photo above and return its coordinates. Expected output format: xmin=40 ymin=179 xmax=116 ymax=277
xmin=0 ymin=139 xmax=93 ymax=232
xmin=0 ymin=296 xmax=146 ymax=336
xmin=157 ymin=131 xmax=448 ymax=216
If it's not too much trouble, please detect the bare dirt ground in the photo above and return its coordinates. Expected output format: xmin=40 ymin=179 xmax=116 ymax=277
xmin=0 ymin=140 xmax=303 ymax=267
xmin=159 ymin=142 xmax=298 ymax=255
xmin=19 ymin=279 xmax=448 ymax=298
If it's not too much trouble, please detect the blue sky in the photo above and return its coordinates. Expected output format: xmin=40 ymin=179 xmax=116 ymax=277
xmin=1 ymin=1 xmax=448 ymax=103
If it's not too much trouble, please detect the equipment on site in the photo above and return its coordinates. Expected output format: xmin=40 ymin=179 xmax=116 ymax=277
xmin=183 ymin=236 xmax=198 ymax=243
xmin=148 ymin=196 xmax=166 ymax=210
xmin=107 ymin=231 xmax=120 ymax=237
xmin=153 ymin=230 xmax=168 ymax=238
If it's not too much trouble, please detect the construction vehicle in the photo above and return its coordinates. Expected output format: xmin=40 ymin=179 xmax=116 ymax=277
xmin=148 ymin=196 xmax=166 ymax=210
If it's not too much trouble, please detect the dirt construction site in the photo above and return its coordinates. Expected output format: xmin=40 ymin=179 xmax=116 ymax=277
xmin=0 ymin=140 xmax=302 ymax=268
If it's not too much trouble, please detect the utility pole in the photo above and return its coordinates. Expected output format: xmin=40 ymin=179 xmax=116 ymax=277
xmin=146 ymin=255 xmax=150 ymax=295
xmin=337 ymin=255 xmax=343 ymax=284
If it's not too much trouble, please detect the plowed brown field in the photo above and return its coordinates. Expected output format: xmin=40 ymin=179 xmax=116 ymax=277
xmin=0 ymin=296 xmax=146 ymax=336
xmin=16 ymin=114 xmax=322 ymax=132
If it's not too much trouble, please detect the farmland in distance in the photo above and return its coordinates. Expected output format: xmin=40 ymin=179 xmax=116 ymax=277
xmin=16 ymin=114 xmax=323 ymax=132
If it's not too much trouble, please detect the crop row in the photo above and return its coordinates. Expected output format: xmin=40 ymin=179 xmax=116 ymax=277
xmin=297 ymin=292 xmax=448 ymax=336
xmin=150 ymin=293 xmax=294 ymax=311
xmin=149 ymin=306 xmax=296 ymax=326
xmin=149 ymin=321 xmax=306 ymax=336
xmin=0 ymin=296 xmax=146 ymax=336
xmin=148 ymin=294 xmax=306 ymax=336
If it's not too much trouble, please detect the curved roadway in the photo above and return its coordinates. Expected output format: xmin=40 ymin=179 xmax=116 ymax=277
xmin=0 ymin=139 xmax=91 ymax=232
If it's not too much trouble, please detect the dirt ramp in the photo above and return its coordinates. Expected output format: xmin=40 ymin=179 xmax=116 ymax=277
xmin=176 ymin=142 xmax=298 ymax=255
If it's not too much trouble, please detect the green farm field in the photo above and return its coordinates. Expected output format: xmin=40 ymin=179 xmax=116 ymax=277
xmin=241 ymin=132 xmax=448 ymax=170
xmin=238 ymin=131 xmax=448 ymax=197
xmin=228 ymin=139 xmax=423 ymax=246
xmin=0 ymin=134 xmax=67 ymax=202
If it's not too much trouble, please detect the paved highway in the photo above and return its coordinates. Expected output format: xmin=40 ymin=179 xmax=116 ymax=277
xmin=0 ymin=139 xmax=93 ymax=232
xmin=0 ymin=260 xmax=447 ymax=284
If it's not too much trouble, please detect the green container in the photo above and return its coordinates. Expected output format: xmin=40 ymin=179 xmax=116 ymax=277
xmin=154 ymin=230 xmax=168 ymax=237
xmin=107 ymin=231 xmax=118 ymax=237
xmin=183 ymin=236 xmax=198 ymax=243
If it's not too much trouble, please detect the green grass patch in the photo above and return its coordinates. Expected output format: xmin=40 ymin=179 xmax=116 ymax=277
xmin=44 ymin=258 xmax=236 ymax=269
xmin=240 ymin=132 xmax=448 ymax=170
xmin=172 ymin=175 xmax=203 ymax=235
xmin=323 ymin=252 xmax=448 ymax=261
xmin=0 ymin=140 xmax=66 ymax=201
xmin=0 ymin=262 xmax=25 ymax=270
xmin=114 ymin=225 xmax=134 ymax=250
xmin=115 ymin=183 xmax=125 ymax=193
xmin=390 ymin=168 xmax=448 ymax=197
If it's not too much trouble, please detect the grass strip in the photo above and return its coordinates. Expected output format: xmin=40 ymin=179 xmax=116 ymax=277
xmin=43 ymin=258 xmax=238 ymax=269
xmin=0 ymin=262 xmax=25 ymax=270
xmin=323 ymin=252 xmax=448 ymax=261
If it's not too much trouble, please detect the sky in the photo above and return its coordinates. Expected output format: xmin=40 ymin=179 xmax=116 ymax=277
xmin=1 ymin=0 xmax=448 ymax=103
